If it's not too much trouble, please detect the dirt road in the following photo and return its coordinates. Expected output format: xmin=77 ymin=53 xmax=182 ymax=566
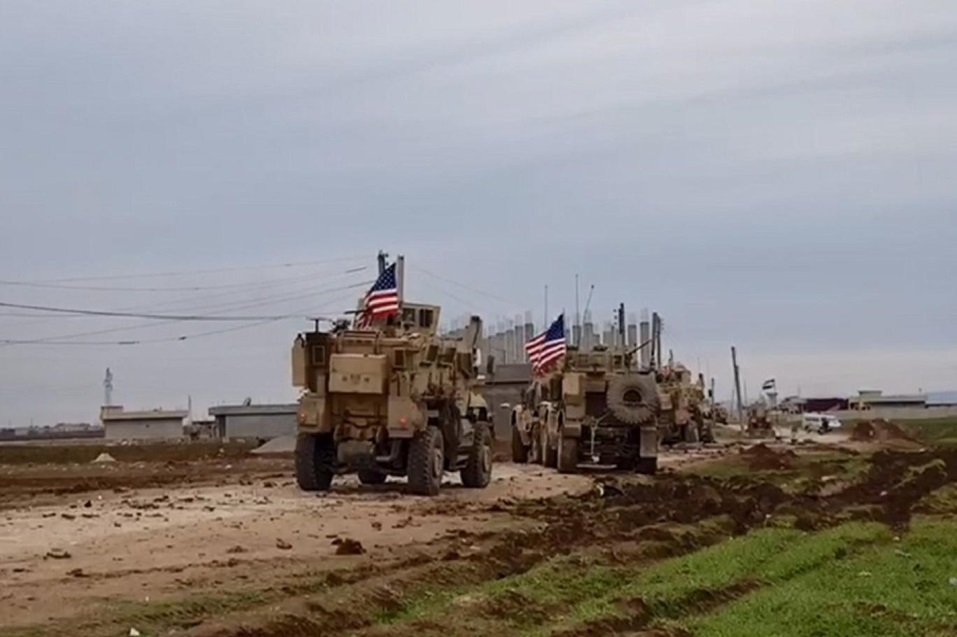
xmin=0 ymin=460 xmax=592 ymax=629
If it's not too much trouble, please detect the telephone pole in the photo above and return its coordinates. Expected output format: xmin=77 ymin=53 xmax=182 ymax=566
xmin=731 ymin=346 xmax=744 ymax=430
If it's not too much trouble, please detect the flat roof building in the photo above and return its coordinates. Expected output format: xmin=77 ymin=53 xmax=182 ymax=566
xmin=100 ymin=406 xmax=187 ymax=440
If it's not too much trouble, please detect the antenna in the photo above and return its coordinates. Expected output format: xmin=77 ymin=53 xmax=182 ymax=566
xmin=103 ymin=367 xmax=113 ymax=407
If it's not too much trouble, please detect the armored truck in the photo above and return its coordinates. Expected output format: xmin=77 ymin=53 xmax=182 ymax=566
xmin=291 ymin=303 xmax=493 ymax=496
xmin=535 ymin=343 xmax=660 ymax=474
xmin=657 ymin=363 xmax=716 ymax=445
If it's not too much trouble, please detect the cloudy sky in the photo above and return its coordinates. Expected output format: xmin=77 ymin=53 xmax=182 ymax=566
xmin=2 ymin=0 xmax=956 ymax=425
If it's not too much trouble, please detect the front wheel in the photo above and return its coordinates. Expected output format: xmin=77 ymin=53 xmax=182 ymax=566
xmin=557 ymin=436 xmax=578 ymax=474
xmin=295 ymin=433 xmax=335 ymax=492
xmin=408 ymin=428 xmax=444 ymax=496
xmin=543 ymin=425 xmax=558 ymax=468
xmin=511 ymin=426 xmax=528 ymax=463
xmin=461 ymin=423 xmax=493 ymax=488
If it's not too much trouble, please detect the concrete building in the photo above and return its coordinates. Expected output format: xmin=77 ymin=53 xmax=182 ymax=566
xmin=209 ymin=403 xmax=298 ymax=440
xmin=100 ymin=406 xmax=187 ymax=440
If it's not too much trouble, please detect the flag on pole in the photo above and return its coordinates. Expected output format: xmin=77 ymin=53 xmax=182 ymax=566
xmin=524 ymin=314 xmax=566 ymax=373
xmin=761 ymin=378 xmax=776 ymax=391
xmin=356 ymin=262 xmax=399 ymax=328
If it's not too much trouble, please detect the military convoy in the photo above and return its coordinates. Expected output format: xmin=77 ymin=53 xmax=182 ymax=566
xmin=291 ymin=292 xmax=494 ymax=496
xmin=291 ymin=254 xmax=732 ymax=492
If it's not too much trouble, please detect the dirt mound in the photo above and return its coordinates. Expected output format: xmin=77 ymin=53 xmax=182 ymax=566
xmin=740 ymin=443 xmax=797 ymax=471
xmin=850 ymin=419 xmax=916 ymax=443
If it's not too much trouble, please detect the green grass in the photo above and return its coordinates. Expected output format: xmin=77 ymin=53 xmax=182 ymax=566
xmin=689 ymin=519 xmax=957 ymax=637
xmin=898 ymin=417 xmax=957 ymax=447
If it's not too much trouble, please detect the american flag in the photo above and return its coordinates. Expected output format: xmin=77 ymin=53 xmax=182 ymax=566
xmin=356 ymin=262 xmax=400 ymax=328
xmin=524 ymin=314 xmax=566 ymax=373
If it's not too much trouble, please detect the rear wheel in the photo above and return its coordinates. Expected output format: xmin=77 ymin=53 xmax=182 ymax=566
xmin=295 ymin=433 xmax=335 ymax=491
xmin=461 ymin=423 xmax=493 ymax=488
xmin=557 ymin=436 xmax=578 ymax=474
xmin=407 ymin=428 xmax=444 ymax=496
xmin=511 ymin=426 xmax=528 ymax=463
xmin=543 ymin=425 xmax=558 ymax=468
xmin=357 ymin=469 xmax=387 ymax=485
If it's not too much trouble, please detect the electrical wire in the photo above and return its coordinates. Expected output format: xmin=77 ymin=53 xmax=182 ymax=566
xmin=0 ymin=265 xmax=369 ymax=292
xmin=0 ymin=279 xmax=372 ymax=345
xmin=22 ymin=254 xmax=369 ymax=284
xmin=0 ymin=290 xmax=362 ymax=347
xmin=407 ymin=264 xmax=521 ymax=309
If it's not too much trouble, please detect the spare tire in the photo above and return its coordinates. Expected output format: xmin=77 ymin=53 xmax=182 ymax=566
xmin=606 ymin=374 xmax=660 ymax=425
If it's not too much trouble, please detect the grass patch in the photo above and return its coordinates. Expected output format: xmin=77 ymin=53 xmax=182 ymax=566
xmin=360 ymin=521 xmax=892 ymax=637
xmin=898 ymin=417 xmax=957 ymax=447
xmin=689 ymin=519 xmax=957 ymax=637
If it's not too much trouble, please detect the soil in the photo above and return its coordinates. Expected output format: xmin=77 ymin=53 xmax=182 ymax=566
xmin=849 ymin=419 xmax=918 ymax=444
xmin=1 ymin=434 xmax=954 ymax=636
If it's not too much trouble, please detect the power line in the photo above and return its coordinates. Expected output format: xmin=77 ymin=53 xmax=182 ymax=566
xmin=0 ymin=290 xmax=362 ymax=347
xmin=408 ymin=264 xmax=520 ymax=308
xmin=0 ymin=279 xmax=372 ymax=345
xmin=22 ymin=254 xmax=368 ymax=284
xmin=0 ymin=265 xmax=369 ymax=292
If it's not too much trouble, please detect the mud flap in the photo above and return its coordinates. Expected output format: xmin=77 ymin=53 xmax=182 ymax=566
xmin=639 ymin=425 xmax=658 ymax=463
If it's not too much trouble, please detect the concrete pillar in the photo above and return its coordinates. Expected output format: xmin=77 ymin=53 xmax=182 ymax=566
xmin=639 ymin=309 xmax=651 ymax=367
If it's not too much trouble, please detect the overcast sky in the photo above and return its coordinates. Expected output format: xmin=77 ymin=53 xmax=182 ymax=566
xmin=2 ymin=0 xmax=956 ymax=425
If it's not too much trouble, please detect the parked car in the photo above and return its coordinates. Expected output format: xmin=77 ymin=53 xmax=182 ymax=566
xmin=802 ymin=412 xmax=842 ymax=433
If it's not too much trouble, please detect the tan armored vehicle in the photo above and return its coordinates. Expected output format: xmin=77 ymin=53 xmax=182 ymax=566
xmin=532 ymin=343 xmax=660 ymax=474
xmin=657 ymin=363 xmax=715 ymax=444
xmin=507 ymin=382 xmax=557 ymax=467
xmin=746 ymin=404 xmax=775 ymax=437
xmin=291 ymin=302 xmax=493 ymax=496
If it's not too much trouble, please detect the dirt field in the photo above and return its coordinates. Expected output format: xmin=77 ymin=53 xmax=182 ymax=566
xmin=2 ymin=425 xmax=955 ymax=637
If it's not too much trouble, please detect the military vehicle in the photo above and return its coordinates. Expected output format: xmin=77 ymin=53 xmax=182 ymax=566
xmin=534 ymin=343 xmax=660 ymax=474
xmin=746 ymin=404 xmax=775 ymax=437
xmin=657 ymin=363 xmax=716 ymax=445
xmin=507 ymin=382 xmax=557 ymax=467
xmin=291 ymin=300 xmax=494 ymax=496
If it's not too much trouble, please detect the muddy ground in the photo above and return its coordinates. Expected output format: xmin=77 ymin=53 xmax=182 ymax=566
xmin=0 ymin=426 xmax=949 ymax=637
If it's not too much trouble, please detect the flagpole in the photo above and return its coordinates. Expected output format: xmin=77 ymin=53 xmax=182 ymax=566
xmin=396 ymin=254 xmax=405 ymax=306
xmin=543 ymin=285 xmax=548 ymax=331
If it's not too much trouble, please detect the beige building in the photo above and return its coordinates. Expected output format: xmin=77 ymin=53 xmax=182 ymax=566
xmin=100 ymin=405 xmax=187 ymax=440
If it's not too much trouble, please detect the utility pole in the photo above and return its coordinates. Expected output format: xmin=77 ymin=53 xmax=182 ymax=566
xmin=617 ymin=302 xmax=625 ymax=347
xmin=103 ymin=368 xmax=113 ymax=407
xmin=575 ymin=274 xmax=581 ymax=346
xmin=395 ymin=254 xmax=405 ymax=304
xmin=731 ymin=346 xmax=744 ymax=430
xmin=543 ymin=285 xmax=548 ymax=330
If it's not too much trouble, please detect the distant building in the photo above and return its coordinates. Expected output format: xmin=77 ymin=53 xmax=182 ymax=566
xmin=209 ymin=403 xmax=298 ymax=440
xmin=100 ymin=406 xmax=187 ymax=440
xmin=849 ymin=390 xmax=927 ymax=410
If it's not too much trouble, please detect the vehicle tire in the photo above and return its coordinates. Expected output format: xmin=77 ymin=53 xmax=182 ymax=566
xmin=530 ymin=424 xmax=543 ymax=464
xmin=557 ymin=436 xmax=578 ymax=474
xmin=295 ymin=433 xmax=334 ymax=491
xmin=684 ymin=423 xmax=700 ymax=444
xmin=357 ymin=469 xmax=387 ymax=485
xmin=606 ymin=374 xmax=660 ymax=425
xmin=461 ymin=422 xmax=493 ymax=488
xmin=408 ymin=427 xmax=444 ymax=496
xmin=543 ymin=425 xmax=558 ymax=469
xmin=511 ymin=425 xmax=528 ymax=463
xmin=636 ymin=456 xmax=657 ymax=475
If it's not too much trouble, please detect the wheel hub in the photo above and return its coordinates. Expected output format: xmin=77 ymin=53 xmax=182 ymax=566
xmin=432 ymin=448 xmax=443 ymax=478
